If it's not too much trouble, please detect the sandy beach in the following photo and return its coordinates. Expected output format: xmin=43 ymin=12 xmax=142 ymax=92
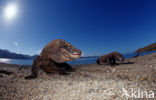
xmin=0 ymin=53 xmax=156 ymax=100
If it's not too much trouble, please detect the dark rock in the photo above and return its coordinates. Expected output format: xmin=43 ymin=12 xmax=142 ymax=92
xmin=0 ymin=70 xmax=13 ymax=75
xmin=68 ymin=82 xmax=73 ymax=86
xmin=84 ymin=74 xmax=91 ymax=78
xmin=0 ymin=74 xmax=3 ymax=77
xmin=102 ymin=88 xmax=107 ymax=90
xmin=42 ymin=90 xmax=47 ymax=93
xmin=88 ymin=89 xmax=95 ymax=93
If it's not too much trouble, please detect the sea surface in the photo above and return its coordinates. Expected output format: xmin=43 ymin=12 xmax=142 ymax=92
xmin=0 ymin=57 xmax=99 ymax=65
xmin=0 ymin=51 xmax=155 ymax=65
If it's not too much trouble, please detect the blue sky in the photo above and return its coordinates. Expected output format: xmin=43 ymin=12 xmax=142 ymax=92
xmin=0 ymin=0 xmax=156 ymax=56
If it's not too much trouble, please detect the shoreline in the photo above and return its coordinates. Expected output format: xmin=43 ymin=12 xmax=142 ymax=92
xmin=0 ymin=53 xmax=156 ymax=100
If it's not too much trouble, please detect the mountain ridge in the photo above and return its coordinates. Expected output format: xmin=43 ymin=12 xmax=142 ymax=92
xmin=136 ymin=42 xmax=156 ymax=53
xmin=0 ymin=49 xmax=37 ymax=59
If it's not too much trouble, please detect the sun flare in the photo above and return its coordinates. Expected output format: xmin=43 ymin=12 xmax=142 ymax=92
xmin=3 ymin=3 xmax=18 ymax=20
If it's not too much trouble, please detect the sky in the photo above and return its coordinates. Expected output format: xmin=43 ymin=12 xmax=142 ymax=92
xmin=0 ymin=0 xmax=156 ymax=56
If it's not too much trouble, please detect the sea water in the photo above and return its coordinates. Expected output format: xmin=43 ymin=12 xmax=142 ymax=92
xmin=0 ymin=57 xmax=98 ymax=65
xmin=0 ymin=51 xmax=155 ymax=65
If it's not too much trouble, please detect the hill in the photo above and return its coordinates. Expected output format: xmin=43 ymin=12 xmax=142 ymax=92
xmin=0 ymin=49 xmax=37 ymax=59
xmin=136 ymin=42 xmax=156 ymax=53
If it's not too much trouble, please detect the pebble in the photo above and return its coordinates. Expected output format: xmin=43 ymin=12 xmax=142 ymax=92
xmin=88 ymin=89 xmax=95 ymax=93
xmin=0 ymin=74 xmax=3 ymax=77
xmin=112 ymin=69 xmax=116 ymax=73
xmin=84 ymin=74 xmax=90 ymax=78
xmin=102 ymin=88 xmax=107 ymax=90
xmin=42 ymin=90 xmax=47 ymax=93
xmin=28 ymin=94 xmax=32 ymax=96
xmin=33 ymin=86 xmax=38 ymax=88
xmin=68 ymin=82 xmax=73 ymax=86
xmin=98 ymin=85 xmax=102 ymax=88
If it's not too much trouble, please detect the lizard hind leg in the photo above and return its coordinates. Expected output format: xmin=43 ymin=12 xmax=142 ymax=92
xmin=25 ymin=64 xmax=38 ymax=79
xmin=53 ymin=62 xmax=70 ymax=75
xmin=25 ymin=56 xmax=41 ymax=79
xmin=63 ymin=63 xmax=75 ymax=72
xmin=59 ymin=66 xmax=69 ymax=75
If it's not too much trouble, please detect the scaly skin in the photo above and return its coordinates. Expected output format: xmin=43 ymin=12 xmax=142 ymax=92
xmin=96 ymin=52 xmax=124 ymax=65
xmin=25 ymin=39 xmax=81 ymax=79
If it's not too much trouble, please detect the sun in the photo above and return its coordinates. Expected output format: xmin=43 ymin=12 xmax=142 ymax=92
xmin=3 ymin=3 xmax=18 ymax=20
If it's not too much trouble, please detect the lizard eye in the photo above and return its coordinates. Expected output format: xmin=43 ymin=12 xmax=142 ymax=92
xmin=66 ymin=42 xmax=70 ymax=46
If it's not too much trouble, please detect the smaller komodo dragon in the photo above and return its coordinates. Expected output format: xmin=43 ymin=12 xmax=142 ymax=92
xmin=96 ymin=52 xmax=124 ymax=65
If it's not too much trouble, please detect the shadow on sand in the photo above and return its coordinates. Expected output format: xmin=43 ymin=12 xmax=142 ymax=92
xmin=120 ymin=62 xmax=135 ymax=65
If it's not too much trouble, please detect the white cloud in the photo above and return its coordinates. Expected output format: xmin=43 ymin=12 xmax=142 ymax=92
xmin=14 ymin=41 xmax=18 ymax=46
xmin=81 ymin=51 xmax=85 ymax=56
xmin=37 ymin=49 xmax=41 ymax=54
xmin=29 ymin=46 xmax=41 ymax=55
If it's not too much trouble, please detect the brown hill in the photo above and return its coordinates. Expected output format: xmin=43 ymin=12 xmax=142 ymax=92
xmin=136 ymin=42 xmax=156 ymax=53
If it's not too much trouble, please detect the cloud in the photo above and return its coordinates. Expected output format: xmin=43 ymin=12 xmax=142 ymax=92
xmin=30 ymin=46 xmax=41 ymax=55
xmin=34 ymin=49 xmax=41 ymax=55
xmin=37 ymin=49 xmax=41 ymax=54
xmin=81 ymin=51 xmax=85 ymax=56
xmin=14 ymin=41 xmax=18 ymax=46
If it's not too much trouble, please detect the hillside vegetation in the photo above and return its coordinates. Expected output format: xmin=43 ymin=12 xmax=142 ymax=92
xmin=136 ymin=42 xmax=156 ymax=53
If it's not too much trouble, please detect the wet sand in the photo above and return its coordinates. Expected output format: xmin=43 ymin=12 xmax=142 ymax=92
xmin=0 ymin=53 xmax=156 ymax=100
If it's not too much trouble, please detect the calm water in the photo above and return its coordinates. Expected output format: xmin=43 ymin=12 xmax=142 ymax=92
xmin=0 ymin=57 xmax=98 ymax=65
xmin=0 ymin=51 xmax=155 ymax=65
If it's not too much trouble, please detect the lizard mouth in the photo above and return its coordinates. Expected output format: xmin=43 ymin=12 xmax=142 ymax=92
xmin=72 ymin=52 xmax=81 ymax=56
xmin=70 ymin=52 xmax=81 ymax=58
xmin=70 ymin=53 xmax=81 ymax=58
xmin=61 ymin=48 xmax=81 ymax=58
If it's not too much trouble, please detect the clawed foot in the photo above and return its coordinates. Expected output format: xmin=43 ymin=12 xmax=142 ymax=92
xmin=59 ymin=71 xmax=69 ymax=75
xmin=66 ymin=68 xmax=75 ymax=72
xmin=25 ymin=75 xmax=37 ymax=80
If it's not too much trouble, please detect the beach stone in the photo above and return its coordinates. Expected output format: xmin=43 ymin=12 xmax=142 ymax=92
xmin=102 ymin=88 xmax=107 ymax=90
xmin=42 ymin=90 xmax=47 ymax=93
xmin=10 ymin=89 xmax=17 ymax=93
xmin=84 ymin=74 xmax=90 ymax=78
xmin=112 ymin=69 xmax=116 ymax=73
xmin=0 ymin=74 xmax=3 ymax=77
xmin=148 ymin=58 xmax=151 ymax=60
xmin=68 ymin=82 xmax=73 ymax=86
xmin=98 ymin=85 xmax=102 ymax=88
xmin=22 ymin=91 xmax=26 ymax=94
xmin=42 ymin=94 xmax=52 ymax=100
xmin=88 ymin=89 xmax=95 ymax=93
xmin=28 ymin=94 xmax=32 ymax=96
xmin=33 ymin=86 xmax=38 ymax=88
